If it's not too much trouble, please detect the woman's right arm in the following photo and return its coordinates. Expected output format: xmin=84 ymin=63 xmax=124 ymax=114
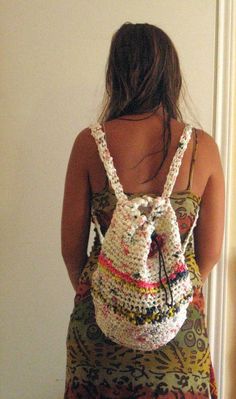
xmin=194 ymin=132 xmax=225 ymax=284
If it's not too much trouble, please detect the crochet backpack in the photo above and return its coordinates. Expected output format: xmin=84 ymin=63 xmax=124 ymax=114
xmin=90 ymin=122 xmax=199 ymax=351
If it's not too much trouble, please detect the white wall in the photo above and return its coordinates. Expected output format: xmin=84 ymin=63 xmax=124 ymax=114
xmin=0 ymin=1 xmax=216 ymax=398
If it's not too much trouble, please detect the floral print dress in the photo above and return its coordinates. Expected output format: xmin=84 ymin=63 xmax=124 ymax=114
xmin=63 ymin=179 xmax=218 ymax=399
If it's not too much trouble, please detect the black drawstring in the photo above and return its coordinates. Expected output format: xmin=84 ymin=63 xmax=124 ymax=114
xmin=155 ymin=238 xmax=174 ymax=307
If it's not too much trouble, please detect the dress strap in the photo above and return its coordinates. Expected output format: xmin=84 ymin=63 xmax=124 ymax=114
xmin=89 ymin=123 xmax=127 ymax=201
xmin=162 ymin=124 xmax=193 ymax=198
xmin=186 ymin=128 xmax=198 ymax=191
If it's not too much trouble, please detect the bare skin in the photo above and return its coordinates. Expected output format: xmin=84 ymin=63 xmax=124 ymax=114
xmin=61 ymin=109 xmax=225 ymax=291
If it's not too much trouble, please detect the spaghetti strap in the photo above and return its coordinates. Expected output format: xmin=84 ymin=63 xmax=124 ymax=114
xmin=186 ymin=128 xmax=198 ymax=191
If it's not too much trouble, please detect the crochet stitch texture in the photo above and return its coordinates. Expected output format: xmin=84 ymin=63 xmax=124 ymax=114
xmin=90 ymin=122 xmax=199 ymax=351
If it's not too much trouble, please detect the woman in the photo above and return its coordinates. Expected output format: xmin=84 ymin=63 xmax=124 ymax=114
xmin=61 ymin=22 xmax=224 ymax=399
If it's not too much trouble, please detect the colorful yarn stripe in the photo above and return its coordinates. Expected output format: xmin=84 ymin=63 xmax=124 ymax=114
xmin=98 ymin=251 xmax=188 ymax=289
xmin=93 ymin=287 xmax=193 ymax=325
xmin=96 ymin=262 xmax=189 ymax=296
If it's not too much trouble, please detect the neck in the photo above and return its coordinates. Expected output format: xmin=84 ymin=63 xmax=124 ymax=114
xmin=118 ymin=105 xmax=167 ymax=121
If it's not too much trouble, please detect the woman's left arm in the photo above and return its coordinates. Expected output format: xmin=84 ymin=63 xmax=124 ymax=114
xmin=61 ymin=128 xmax=91 ymax=292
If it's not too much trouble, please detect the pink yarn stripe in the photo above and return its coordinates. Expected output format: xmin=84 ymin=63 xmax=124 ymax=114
xmin=98 ymin=252 xmax=186 ymax=289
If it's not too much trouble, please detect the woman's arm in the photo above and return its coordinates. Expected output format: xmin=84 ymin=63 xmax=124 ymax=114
xmin=194 ymin=133 xmax=225 ymax=284
xmin=61 ymin=128 xmax=91 ymax=292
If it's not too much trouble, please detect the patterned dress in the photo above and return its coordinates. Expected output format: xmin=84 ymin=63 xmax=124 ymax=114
xmin=64 ymin=180 xmax=218 ymax=399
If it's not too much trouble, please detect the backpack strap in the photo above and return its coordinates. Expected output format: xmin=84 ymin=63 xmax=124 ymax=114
xmin=162 ymin=124 xmax=194 ymax=198
xmin=90 ymin=123 xmax=128 ymax=202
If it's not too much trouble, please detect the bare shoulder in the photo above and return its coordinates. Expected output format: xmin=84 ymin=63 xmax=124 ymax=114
xmin=73 ymin=127 xmax=92 ymax=147
xmin=72 ymin=126 xmax=98 ymax=160
xmin=196 ymin=128 xmax=222 ymax=173
xmin=197 ymin=128 xmax=216 ymax=146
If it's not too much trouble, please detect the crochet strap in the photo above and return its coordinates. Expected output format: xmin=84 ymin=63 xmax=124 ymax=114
xmin=90 ymin=123 xmax=127 ymax=201
xmin=162 ymin=124 xmax=194 ymax=198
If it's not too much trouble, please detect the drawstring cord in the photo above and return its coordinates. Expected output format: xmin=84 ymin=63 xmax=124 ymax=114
xmin=155 ymin=238 xmax=174 ymax=308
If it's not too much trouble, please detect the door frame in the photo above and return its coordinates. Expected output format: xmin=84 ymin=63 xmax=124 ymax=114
xmin=204 ymin=0 xmax=235 ymax=397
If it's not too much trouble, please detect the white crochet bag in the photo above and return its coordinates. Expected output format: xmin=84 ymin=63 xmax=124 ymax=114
xmin=90 ymin=122 xmax=199 ymax=351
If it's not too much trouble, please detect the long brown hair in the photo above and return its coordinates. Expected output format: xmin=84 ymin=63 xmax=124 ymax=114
xmin=98 ymin=22 xmax=185 ymax=183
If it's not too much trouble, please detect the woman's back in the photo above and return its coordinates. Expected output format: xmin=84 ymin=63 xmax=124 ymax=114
xmin=88 ymin=113 xmax=208 ymax=198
